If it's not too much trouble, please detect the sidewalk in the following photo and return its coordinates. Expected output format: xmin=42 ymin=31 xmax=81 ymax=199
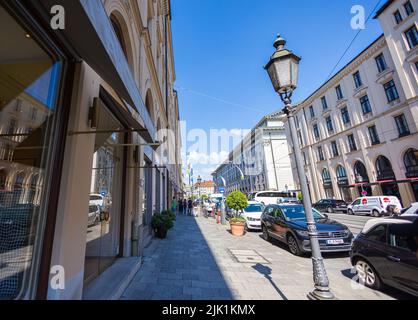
xmin=121 ymin=213 xmax=397 ymax=300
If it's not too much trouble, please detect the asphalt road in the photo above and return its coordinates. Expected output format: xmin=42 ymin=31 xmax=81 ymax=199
xmin=327 ymin=212 xmax=374 ymax=235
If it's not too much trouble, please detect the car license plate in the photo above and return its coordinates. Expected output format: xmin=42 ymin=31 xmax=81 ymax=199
xmin=327 ymin=239 xmax=344 ymax=245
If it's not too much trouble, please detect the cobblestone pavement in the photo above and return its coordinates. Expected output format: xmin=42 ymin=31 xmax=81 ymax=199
xmin=121 ymin=213 xmax=411 ymax=300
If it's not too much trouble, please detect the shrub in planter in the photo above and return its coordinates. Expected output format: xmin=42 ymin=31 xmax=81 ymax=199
xmin=161 ymin=209 xmax=176 ymax=221
xmin=151 ymin=213 xmax=174 ymax=239
xmin=226 ymin=191 xmax=248 ymax=236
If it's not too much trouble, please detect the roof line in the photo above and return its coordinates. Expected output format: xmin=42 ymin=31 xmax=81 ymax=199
xmin=299 ymin=34 xmax=384 ymax=106
xmin=374 ymin=0 xmax=394 ymax=19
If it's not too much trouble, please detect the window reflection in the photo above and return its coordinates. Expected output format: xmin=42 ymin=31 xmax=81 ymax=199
xmin=0 ymin=6 xmax=62 ymax=299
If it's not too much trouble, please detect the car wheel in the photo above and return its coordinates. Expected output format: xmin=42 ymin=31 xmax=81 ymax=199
xmin=262 ymin=226 xmax=270 ymax=242
xmin=287 ymin=234 xmax=302 ymax=256
xmin=372 ymin=210 xmax=380 ymax=217
xmin=355 ymin=259 xmax=382 ymax=290
xmin=348 ymin=209 xmax=354 ymax=215
xmin=327 ymin=206 xmax=334 ymax=214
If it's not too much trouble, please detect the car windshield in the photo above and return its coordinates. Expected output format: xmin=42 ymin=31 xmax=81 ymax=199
xmin=245 ymin=204 xmax=265 ymax=213
xmin=281 ymin=206 xmax=324 ymax=221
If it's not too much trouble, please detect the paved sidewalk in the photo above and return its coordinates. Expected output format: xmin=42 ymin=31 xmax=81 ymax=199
xmin=121 ymin=213 xmax=400 ymax=300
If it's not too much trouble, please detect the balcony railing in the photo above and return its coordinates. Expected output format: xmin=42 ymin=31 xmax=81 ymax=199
xmin=406 ymin=165 xmax=418 ymax=178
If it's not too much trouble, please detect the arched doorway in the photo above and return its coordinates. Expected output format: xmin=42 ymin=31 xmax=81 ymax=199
xmin=354 ymin=161 xmax=371 ymax=197
xmin=322 ymin=168 xmax=334 ymax=199
xmin=336 ymin=165 xmax=351 ymax=202
xmin=404 ymin=148 xmax=418 ymax=201
xmin=375 ymin=156 xmax=401 ymax=201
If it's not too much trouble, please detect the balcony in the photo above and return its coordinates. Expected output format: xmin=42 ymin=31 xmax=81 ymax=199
xmin=406 ymin=165 xmax=418 ymax=178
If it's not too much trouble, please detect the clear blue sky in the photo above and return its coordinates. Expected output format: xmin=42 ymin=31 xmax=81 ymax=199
xmin=171 ymin=0 xmax=385 ymax=181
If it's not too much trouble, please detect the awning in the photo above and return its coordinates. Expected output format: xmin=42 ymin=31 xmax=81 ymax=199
xmin=36 ymin=0 xmax=156 ymax=143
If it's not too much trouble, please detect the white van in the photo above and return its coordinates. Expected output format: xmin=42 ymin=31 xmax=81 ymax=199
xmin=254 ymin=191 xmax=298 ymax=206
xmin=347 ymin=196 xmax=402 ymax=217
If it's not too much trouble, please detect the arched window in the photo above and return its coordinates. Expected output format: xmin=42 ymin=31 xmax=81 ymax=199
xmin=0 ymin=169 xmax=7 ymax=190
xmin=322 ymin=168 xmax=331 ymax=183
xmin=145 ymin=90 xmax=155 ymax=124
xmin=336 ymin=165 xmax=348 ymax=184
xmin=110 ymin=14 xmax=128 ymax=60
xmin=14 ymin=172 xmax=24 ymax=190
xmin=376 ymin=156 xmax=395 ymax=180
xmin=354 ymin=161 xmax=369 ymax=183
xmin=404 ymin=149 xmax=418 ymax=178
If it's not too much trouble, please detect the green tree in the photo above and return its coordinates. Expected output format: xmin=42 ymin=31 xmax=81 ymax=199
xmin=226 ymin=191 xmax=248 ymax=223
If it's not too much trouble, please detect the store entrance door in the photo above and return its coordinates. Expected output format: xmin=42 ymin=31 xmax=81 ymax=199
xmin=84 ymin=101 xmax=125 ymax=285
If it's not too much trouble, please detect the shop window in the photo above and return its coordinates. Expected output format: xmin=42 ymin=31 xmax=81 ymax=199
xmin=0 ymin=6 xmax=64 ymax=299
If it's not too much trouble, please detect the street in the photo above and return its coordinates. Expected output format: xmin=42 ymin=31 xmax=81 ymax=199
xmin=326 ymin=213 xmax=374 ymax=235
xmin=121 ymin=213 xmax=415 ymax=300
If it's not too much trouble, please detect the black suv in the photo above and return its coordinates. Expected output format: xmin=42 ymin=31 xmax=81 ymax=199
xmin=350 ymin=216 xmax=418 ymax=296
xmin=260 ymin=204 xmax=353 ymax=256
xmin=313 ymin=199 xmax=348 ymax=214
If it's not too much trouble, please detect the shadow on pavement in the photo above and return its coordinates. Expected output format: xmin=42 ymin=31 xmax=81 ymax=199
xmin=252 ymin=263 xmax=288 ymax=300
xmin=121 ymin=214 xmax=235 ymax=300
xmin=340 ymin=268 xmax=418 ymax=300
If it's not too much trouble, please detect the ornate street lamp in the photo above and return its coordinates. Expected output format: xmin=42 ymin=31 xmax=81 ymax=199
xmin=265 ymin=34 xmax=335 ymax=300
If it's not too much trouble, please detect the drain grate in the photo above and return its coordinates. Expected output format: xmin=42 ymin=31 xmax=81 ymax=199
xmin=228 ymin=249 xmax=270 ymax=264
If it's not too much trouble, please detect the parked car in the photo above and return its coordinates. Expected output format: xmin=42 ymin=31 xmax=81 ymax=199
xmin=313 ymin=199 xmax=348 ymax=213
xmin=401 ymin=203 xmax=418 ymax=217
xmin=242 ymin=201 xmax=265 ymax=231
xmin=350 ymin=216 xmax=418 ymax=296
xmin=260 ymin=204 xmax=353 ymax=256
xmin=347 ymin=196 xmax=402 ymax=217
xmin=88 ymin=204 xmax=100 ymax=227
xmin=89 ymin=194 xmax=104 ymax=207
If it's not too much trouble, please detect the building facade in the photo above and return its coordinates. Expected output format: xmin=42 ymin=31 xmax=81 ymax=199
xmin=193 ymin=180 xmax=215 ymax=197
xmin=212 ymin=111 xmax=296 ymax=195
xmin=284 ymin=0 xmax=418 ymax=206
xmin=0 ymin=0 xmax=182 ymax=300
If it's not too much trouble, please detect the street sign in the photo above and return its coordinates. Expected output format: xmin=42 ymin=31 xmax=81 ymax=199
xmin=219 ymin=187 xmax=225 ymax=194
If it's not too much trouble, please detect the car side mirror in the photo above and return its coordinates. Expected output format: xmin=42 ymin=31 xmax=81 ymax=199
xmin=323 ymin=213 xmax=329 ymax=219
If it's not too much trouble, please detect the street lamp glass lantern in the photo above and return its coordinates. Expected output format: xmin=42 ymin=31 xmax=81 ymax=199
xmin=265 ymin=34 xmax=301 ymax=94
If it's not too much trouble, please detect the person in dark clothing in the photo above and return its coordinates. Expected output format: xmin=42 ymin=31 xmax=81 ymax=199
xmin=183 ymin=199 xmax=187 ymax=215
xmin=187 ymin=199 xmax=193 ymax=215
xmin=178 ymin=198 xmax=183 ymax=214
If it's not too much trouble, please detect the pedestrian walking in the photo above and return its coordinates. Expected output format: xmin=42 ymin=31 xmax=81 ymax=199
xmin=171 ymin=197 xmax=177 ymax=214
xmin=188 ymin=198 xmax=193 ymax=216
xmin=183 ymin=199 xmax=187 ymax=215
xmin=178 ymin=198 xmax=183 ymax=215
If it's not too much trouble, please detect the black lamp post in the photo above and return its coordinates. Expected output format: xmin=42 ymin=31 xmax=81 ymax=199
xmin=265 ymin=34 xmax=335 ymax=300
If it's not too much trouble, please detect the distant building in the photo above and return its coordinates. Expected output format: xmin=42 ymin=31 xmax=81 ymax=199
xmin=212 ymin=111 xmax=296 ymax=195
xmin=284 ymin=0 xmax=418 ymax=206
xmin=193 ymin=180 xmax=215 ymax=196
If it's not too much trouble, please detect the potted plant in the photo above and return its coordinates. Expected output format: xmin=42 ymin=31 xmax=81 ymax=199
xmin=226 ymin=191 xmax=248 ymax=236
xmin=151 ymin=212 xmax=174 ymax=239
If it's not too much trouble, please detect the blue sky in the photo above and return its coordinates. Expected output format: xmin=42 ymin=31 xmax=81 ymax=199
xmin=171 ymin=0 xmax=385 ymax=181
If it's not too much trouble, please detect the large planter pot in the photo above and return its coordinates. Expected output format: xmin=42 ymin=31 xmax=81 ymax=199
xmin=230 ymin=221 xmax=245 ymax=236
xmin=155 ymin=228 xmax=168 ymax=239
